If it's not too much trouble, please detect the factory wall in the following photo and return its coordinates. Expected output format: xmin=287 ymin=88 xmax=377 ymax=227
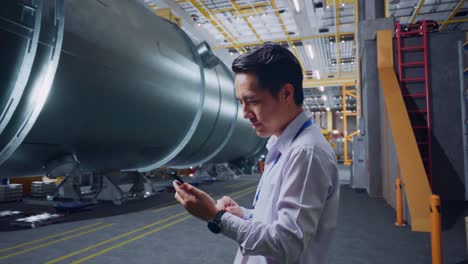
xmin=392 ymin=31 xmax=466 ymax=201
xmin=359 ymin=14 xmax=466 ymax=203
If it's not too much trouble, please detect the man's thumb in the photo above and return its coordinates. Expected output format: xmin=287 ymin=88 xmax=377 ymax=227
xmin=182 ymin=183 xmax=202 ymax=196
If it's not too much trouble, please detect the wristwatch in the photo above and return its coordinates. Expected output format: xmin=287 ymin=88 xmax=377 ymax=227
xmin=207 ymin=210 xmax=226 ymax=234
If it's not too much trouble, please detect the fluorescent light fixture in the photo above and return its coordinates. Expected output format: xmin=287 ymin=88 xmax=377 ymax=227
xmin=326 ymin=107 xmax=331 ymax=112
xmin=322 ymin=95 xmax=327 ymax=101
xmin=319 ymin=86 xmax=324 ymax=92
xmin=315 ymin=70 xmax=321 ymax=79
xmin=293 ymin=0 xmax=301 ymax=12
xmin=306 ymin=44 xmax=314 ymax=59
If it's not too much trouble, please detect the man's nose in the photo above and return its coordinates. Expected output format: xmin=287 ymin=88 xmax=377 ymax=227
xmin=242 ymin=104 xmax=252 ymax=119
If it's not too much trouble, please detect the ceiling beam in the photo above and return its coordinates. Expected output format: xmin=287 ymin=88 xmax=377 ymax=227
xmin=187 ymin=0 xmax=245 ymax=53
xmin=439 ymin=17 xmax=468 ymax=25
xmin=212 ymin=32 xmax=355 ymax=50
xmin=440 ymin=0 xmax=466 ymax=31
xmin=211 ymin=3 xmax=269 ymax=14
xmin=303 ymin=77 xmax=356 ymax=88
xmin=269 ymin=0 xmax=307 ymax=75
xmin=230 ymin=0 xmax=263 ymax=43
xmin=409 ymin=0 xmax=426 ymax=24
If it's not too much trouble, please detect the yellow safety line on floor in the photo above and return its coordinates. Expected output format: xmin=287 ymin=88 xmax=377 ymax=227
xmin=59 ymin=188 xmax=257 ymax=263
xmin=0 ymin=223 xmax=114 ymax=260
xmin=45 ymin=212 xmax=188 ymax=264
xmin=151 ymin=201 xmax=179 ymax=213
xmin=226 ymin=180 xmax=256 ymax=189
xmin=0 ymin=222 xmax=103 ymax=253
xmin=71 ymin=216 xmax=193 ymax=264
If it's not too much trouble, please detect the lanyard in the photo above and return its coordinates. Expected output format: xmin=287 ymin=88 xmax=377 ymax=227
xmin=251 ymin=119 xmax=313 ymax=210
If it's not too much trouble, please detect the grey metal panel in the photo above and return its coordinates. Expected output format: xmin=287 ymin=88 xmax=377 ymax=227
xmin=0 ymin=0 xmax=64 ymax=166
xmin=0 ymin=0 xmax=265 ymax=177
xmin=0 ymin=0 xmax=41 ymax=138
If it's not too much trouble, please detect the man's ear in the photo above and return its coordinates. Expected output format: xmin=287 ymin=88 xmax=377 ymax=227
xmin=283 ymin=84 xmax=294 ymax=102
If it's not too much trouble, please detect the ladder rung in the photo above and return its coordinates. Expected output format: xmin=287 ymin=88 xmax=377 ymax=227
xmin=401 ymin=45 xmax=424 ymax=51
xmin=401 ymin=61 xmax=425 ymax=67
xmin=403 ymin=93 xmax=426 ymax=98
xmin=408 ymin=109 xmax=428 ymax=113
xmin=401 ymin=31 xmax=421 ymax=36
xmin=401 ymin=77 xmax=425 ymax=82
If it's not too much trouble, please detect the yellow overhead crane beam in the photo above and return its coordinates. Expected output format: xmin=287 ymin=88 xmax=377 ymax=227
xmin=187 ymin=0 xmax=246 ymax=53
xmin=409 ymin=0 xmax=426 ymax=24
xmin=269 ymin=0 xmax=307 ymax=76
xmin=213 ymin=32 xmax=355 ymax=50
xmin=440 ymin=0 xmax=466 ymax=31
xmin=230 ymin=0 xmax=263 ymax=43
xmin=303 ymin=77 xmax=355 ymax=88
xmin=212 ymin=3 xmax=269 ymax=14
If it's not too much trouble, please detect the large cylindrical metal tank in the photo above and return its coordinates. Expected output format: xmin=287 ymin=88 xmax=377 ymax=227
xmin=0 ymin=0 xmax=265 ymax=178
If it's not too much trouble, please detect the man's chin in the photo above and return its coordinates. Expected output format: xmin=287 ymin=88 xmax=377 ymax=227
xmin=255 ymin=129 xmax=271 ymax=138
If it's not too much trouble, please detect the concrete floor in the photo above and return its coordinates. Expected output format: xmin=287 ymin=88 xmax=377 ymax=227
xmin=0 ymin=170 xmax=466 ymax=264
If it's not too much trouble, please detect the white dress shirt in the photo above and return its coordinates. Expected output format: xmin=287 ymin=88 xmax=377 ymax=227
xmin=221 ymin=111 xmax=340 ymax=264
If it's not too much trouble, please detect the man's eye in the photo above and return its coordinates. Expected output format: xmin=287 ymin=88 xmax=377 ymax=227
xmin=250 ymin=100 xmax=259 ymax=105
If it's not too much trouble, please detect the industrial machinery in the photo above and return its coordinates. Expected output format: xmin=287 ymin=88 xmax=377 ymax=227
xmin=0 ymin=0 xmax=265 ymax=203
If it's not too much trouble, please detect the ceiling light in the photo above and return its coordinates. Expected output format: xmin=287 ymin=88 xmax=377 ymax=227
xmin=197 ymin=22 xmax=201 ymax=27
xmin=340 ymin=116 xmax=343 ymax=119
xmin=249 ymin=15 xmax=253 ymax=18
xmin=341 ymin=3 xmax=345 ymax=7
xmin=330 ymin=41 xmax=333 ymax=45
xmin=322 ymin=95 xmax=327 ymax=101
xmin=235 ymin=17 xmax=240 ymax=20
xmin=262 ymin=13 xmax=266 ymax=17
xmin=319 ymin=86 xmax=324 ymax=92
xmin=326 ymin=5 xmax=330 ymax=9
xmin=306 ymin=44 xmax=315 ymax=59
xmin=315 ymin=70 xmax=321 ymax=79
xmin=230 ymin=52 xmax=234 ymax=55
xmin=293 ymin=0 xmax=301 ymax=12
xmin=341 ymin=40 xmax=345 ymax=43
xmin=326 ymin=107 xmax=331 ymax=112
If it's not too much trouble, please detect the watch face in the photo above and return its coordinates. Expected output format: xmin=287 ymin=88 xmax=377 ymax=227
xmin=208 ymin=220 xmax=221 ymax=234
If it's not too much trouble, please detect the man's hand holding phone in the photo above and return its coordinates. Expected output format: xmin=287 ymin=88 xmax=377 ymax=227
xmin=216 ymin=196 xmax=243 ymax=218
xmin=173 ymin=181 xmax=222 ymax=221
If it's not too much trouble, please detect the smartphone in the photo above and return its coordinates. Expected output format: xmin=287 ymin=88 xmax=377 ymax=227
xmin=170 ymin=172 xmax=184 ymax=184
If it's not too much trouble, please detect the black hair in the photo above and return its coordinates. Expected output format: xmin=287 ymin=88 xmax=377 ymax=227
xmin=231 ymin=42 xmax=304 ymax=105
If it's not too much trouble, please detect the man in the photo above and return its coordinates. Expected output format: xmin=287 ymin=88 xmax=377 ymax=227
xmin=173 ymin=43 xmax=339 ymax=264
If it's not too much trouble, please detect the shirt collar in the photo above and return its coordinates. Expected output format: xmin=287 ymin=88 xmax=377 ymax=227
xmin=266 ymin=111 xmax=310 ymax=155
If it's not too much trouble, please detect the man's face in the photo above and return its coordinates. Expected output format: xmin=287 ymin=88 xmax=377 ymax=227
xmin=234 ymin=72 xmax=286 ymax=138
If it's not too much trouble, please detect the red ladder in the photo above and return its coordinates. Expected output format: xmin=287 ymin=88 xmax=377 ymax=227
xmin=395 ymin=20 xmax=433 ymax=187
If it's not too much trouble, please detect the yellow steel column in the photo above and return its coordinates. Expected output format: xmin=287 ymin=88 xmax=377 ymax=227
xmin=335 ymin=0 xmax=342 ymax=78
xmin=327 ymin=111 xmax=333 ymax=132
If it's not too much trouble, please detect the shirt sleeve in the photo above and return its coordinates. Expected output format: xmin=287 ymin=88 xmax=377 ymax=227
xmin=240 ymin=206 xmax=253 ymax=220
xmin=220 ymin=147 xmax=335 ymax=263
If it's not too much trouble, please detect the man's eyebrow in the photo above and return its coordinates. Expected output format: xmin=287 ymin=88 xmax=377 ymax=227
xmin=241 ymin=95 xmax=257 ymax=100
